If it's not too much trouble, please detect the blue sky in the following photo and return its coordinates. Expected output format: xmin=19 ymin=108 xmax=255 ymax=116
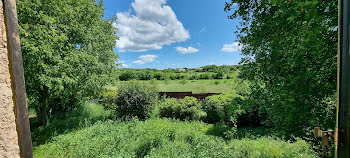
xmin=103 ymin=0 xmax=242 ymax=69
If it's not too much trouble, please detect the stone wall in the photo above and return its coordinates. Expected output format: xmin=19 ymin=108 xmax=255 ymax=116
xmin=0 ymin=1 xmax=20 ymax=157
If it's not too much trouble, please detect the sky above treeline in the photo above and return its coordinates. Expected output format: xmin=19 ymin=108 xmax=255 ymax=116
xmin=103 ymin=0 xmax=243 ymax=69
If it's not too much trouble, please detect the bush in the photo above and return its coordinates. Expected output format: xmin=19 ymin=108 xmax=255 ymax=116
xmin=119 ymin=71 xmax=138 ymax=81
xmin=99 ymin=90 xmax=118 ymax=110
xmin=115 ymin=82 xmax=158 ymax=119
xmin=199 ymin=73 xmax=211 ymax=79
xmin=159 ymin=97 xmax=206 ymax=121
xmin=203 ymin=93 xmax=245 ymax=126
xmin=180 ymin=79 xmax=188 ymax=85
xmin=214 ymin=80 xmax=220 ymax=85
xmin=189 ymin=74 xmax=199 ymax=80
xmin=138 ymin=71 xmax=154 ymax=80
xmin=214 ymin=71 xmax=225 ymax=79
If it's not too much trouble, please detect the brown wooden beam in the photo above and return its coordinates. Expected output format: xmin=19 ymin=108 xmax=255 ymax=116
xmin=3 ymin=0 xmax=33 ymax=157
xmin=337 ymin=0 xmax=350 ymax=157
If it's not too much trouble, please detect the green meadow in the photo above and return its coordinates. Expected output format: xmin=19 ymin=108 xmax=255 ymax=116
xmin=108 ymin=79 xmax=250 ymax=94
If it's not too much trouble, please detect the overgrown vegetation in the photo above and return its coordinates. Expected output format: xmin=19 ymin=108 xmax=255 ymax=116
xmin=203 ymin=93 xmax=244 ymax=126
xmin=30 ymin=103 xmax=112 ymax=146
xmin=16 ymin=0 xmax=337 ymax=156
xmin=33 ymin=119 xmax=316 ymax=158
xmin=159 ymin=97 xmax=206 ymax=121
xmin=115 ymin=82 xmax=158 ymax=119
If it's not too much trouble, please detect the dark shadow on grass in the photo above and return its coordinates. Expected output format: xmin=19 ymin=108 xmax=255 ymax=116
xmin=205 ymin=124 xmax=232 ymax=138
xmin=206 ymin=125 xmax=273 ymax=140
xmin=30 ymin=103 xmax=112 ymax=147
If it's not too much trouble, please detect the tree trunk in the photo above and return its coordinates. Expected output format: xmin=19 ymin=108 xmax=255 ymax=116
xmin=37 ymin=86 xmax=49 ymax=126
xmin=37 ymin=105 xmax=48 ymax=126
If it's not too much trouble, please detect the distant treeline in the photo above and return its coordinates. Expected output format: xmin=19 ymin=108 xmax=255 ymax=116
xmin=117 ymin=65 xmax=240 ymax=81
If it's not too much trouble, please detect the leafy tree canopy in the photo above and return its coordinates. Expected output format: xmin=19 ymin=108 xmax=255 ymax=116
xmin=225 ymin=0 xmax=337 ymax=136
xmin=17 ymin=0 xmax=118 ymax=125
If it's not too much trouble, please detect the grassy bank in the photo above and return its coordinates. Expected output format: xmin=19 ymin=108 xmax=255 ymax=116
xmin=34 ymin=118 xmax=316 ymax=158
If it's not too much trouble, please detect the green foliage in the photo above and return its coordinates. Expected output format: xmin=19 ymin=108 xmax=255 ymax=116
xmin=115 ymin=82 xmax=158 ymax=119
xmin=30 ymin=103 xmax=112 ymax=146
xmin=99 ymin=90 xmax=118 ymax=110
xmin=199 ymin=73 xmax=212 ymax=79
xmin=214 ymin=71 xmax=225 ymax=79
xmin=159 ymin=97 xmax=205 ymax=121
xmin=33 ymin=119 xmax=316 ymax=158
xmin=179 ymin=79 xmax=188 ymax=85
xmin=138 ymin=71 xmax=154 ymax=80
xmin=189 ymin=74 xmax=200 ymax=80
xmin=117 ymin=66 xmax=238 ymax=82
xmin=203 ymin=93 xmax=245 ymax=126
xmin=119 ymin=71 xmax=138 ymax=81
xmin=225 ymin=0 xmax=337 ymax=136
xmin=17 ymin=0 xmax=118 ymax=125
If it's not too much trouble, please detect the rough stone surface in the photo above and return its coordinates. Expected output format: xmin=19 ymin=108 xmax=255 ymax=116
xmin=0 ymin=1 xmax=20 ymax=157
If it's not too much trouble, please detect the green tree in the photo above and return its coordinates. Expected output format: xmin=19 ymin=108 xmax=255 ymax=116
xmin=17 ymin=0 xmax=118 ymax=125
xmin=119 ymin=71 xmax=138 ymax=81
xmin=225 ymin=1 xmax=337 ymax=136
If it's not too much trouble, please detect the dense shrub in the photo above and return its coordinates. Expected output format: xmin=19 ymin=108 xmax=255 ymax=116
xmin=99 ymin=90 xmax=118 ymax=110
xmin=214 ymin=71 xmax=225 ymax=79
xmin=169 ymin=73 xmax=177 ymax=80
xmin=199 ymin=73 xmax=212 ymax=79
xmin=203 ymin=93 xmax=245 ymax=126
xmin=115 ymin=82 xmax=158 ymax=119
xmin=179 ymin=79 xmax=188 ymax=85
xmin=119 ymin=71 xmax=138 ymax=81
xmin=138 ymin=71 xmax=154 ymax=80
xmin=159 ymin=97 xmax=206 ymax=121
xmin=34 ymin=119 xmax=316 ymax=158
xmin=189 ymin=74 xmax=199 ymax=80
xmin=154 ymin=72 xmax=164 ymax=80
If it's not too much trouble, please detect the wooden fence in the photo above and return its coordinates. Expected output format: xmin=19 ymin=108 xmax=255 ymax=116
xmin=159 ymin=92 xmax=220 ymax=100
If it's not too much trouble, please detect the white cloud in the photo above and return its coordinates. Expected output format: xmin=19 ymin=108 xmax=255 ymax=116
xmin=220 ymin=42 xmax=242 ymax=52
xmin=175 ymin=46 xmax=199 ymax=54
xmin=121 ymin=63 xmax=128 ymax=67
xmin=116 ymin=0 xmax=190 ymax=52
xmin=132 ymin=54 xmax=158 ymax=64
xmin=117 ymin=60 xmax=128 ymax=67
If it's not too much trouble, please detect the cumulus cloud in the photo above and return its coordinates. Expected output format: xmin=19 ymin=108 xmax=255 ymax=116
xmin=117 ymin=60 xmax=128 ymax=67
xmin=132 ymin=54 xmax=158 ymax=64
xmin=116 ymin=0 xmax=190 ymax=52
xmin=175 ymin=46 xmax=199 ymax=54
xmin=220 ymin=42 xmax=242 ymax=52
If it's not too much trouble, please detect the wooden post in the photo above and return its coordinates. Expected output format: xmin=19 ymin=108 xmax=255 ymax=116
xmin=0 ymin=0 xmax=33 ymax=157
xmin=337 ymin=0 xmax=350 ymax=157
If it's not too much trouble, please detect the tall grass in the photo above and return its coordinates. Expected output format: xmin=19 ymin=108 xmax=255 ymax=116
xmin=30 ymin=102 xmax=112 ymax=146
xmin=34 ymin=119 xmax=316 ymax=158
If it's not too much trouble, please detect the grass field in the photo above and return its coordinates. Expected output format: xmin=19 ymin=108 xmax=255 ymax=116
xmin=108 ymin=79 xmax=250 ymax=94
